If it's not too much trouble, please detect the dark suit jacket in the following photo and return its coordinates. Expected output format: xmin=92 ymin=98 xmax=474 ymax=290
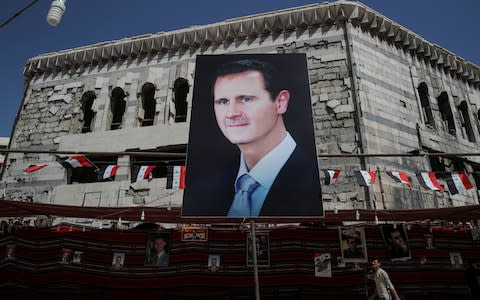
xmin=182 ymin=145 xmax=322 ymax=217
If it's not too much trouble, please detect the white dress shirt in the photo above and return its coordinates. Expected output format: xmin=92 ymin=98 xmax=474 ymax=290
xmin=229 ymin=132 xmax=296 ymax=216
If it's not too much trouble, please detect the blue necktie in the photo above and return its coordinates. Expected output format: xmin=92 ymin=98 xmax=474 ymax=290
xmin=228 ymin=174 xmax=260 ymax=216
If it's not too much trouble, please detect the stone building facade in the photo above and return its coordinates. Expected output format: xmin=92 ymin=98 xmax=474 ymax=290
xmin=1 ymin=1 xmax=479 ymax=212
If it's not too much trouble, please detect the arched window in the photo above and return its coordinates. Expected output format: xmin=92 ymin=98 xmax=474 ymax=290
xmin=80 ymin=91 xmax=96 ymax=133
xmin=110 ymin=87 xmax=126 ymax=130
xmin=477 ymin=109 xmax=480 ymax=136
xmin=173 ymin=78 xmax=189 ymax=123
xmin=141 ymin=83 xmax=156 ymax=126
xmin=437 ymin=92 xmax=456 ymax=136
xmin=417 ymin=83 xmax=435 ymax=128
xmin=458 ymin=101 xmax=475 ymax=142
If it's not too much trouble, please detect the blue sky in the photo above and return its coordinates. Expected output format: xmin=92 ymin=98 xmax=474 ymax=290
xmin=0 ymin=0 xmax=478 ymax=138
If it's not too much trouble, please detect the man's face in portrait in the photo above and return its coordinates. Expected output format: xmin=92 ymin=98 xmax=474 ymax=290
xmin=347 ymin=238 xmax=358 ymax=251
xmin=390 ymin=230 xmax=406 ymax=249
xmin=154 ymin=238 xmax=166 ymax=253
xmin=213 ymin=70 xmax=289 ymax=152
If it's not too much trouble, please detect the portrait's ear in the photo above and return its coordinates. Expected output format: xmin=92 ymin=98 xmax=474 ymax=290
xmin=275 ymin=90 xmax=290 ymax=114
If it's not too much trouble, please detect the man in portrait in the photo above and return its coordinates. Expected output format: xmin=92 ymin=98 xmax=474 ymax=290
xmin=112 ymin=252 xmax=125 ymax=269
xmin=339 ymin=227 xmax=367 ymax=262
xmin=381 ymin=224 xmax=411 ymax=260
xmin=182 ymin=54 xmax=322 ymax=217
xmin=208 ymin=255 xmax=220 ymax=272
xmin=145 ymin=234 xmax=170 ymax=266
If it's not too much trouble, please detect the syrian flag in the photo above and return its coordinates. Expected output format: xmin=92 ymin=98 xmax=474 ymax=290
xmin=354 ymin=170 xmax=377 ymax=186
xmin=322 ymin=170 xmax=340 ymax=185
xmin=57 ymin=155 xmax=93 ymax=168
xmin=166 ymin=165 xmax=186 ymax=189
xmin=133 ymin=165 xmax=155 ymax=182
xmin=24 ymin=164 xmax=48 ymax=174
xmin=102 ymin=165 xmax=119 ymax=180
xmin=416 ymin=172 xmax=444 ymax=192
xmin=386 ymin=171 xmax=411 ymax=188
xmin=444 ymin=172 xmax=473 ymax=195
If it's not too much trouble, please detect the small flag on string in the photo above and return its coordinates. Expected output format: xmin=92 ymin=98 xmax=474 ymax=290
xmin=354 ymin=170 xmax=377 ymax=186
xmin=416 ymin=172 xmax=444 ymax=192
xmin=386 ymin=171 xmax=411 ymax=188
xmin=102 ymin=165 xmax=119 ymax=180
xmin=133 ymin=165 xmax=155 ymax=182
xmin=166 ymin=165 xmax=186 ymax=189
xmin=24 ymin=164 xmax=48 ymax=174
xmin=57 ymin=155 xmax=93 ymax=168
xmin=444 ymin=172 xmax=473 ymax=195
xmin=322 ymin=170 xmax=340 ymax=185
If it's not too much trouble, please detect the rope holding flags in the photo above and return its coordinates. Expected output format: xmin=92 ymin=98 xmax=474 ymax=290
xmin=321 ymin=169 xmax=476 ymax=195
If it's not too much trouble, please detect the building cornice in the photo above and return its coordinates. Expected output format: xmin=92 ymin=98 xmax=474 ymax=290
xmin=24 ymin=1 xmax=480 ymax=88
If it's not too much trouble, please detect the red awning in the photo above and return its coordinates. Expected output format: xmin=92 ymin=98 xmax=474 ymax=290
xmin=1 ymin=199 xmax=479 ymax=224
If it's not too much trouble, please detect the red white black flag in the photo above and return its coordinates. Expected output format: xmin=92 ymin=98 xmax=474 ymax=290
xmin=24 ymin=164 xmax=48 ymax=174
xmin=102 ymin=165 xmax=119 ymax=180
xmin=354 ymin=170 xmax=377 ymax=186
xmin=416 ymin=172 xmax=444 ymax=192
xmin=322 ymin=170 xmax=340 ymax=185
xmin=444 ymin=172 xmax=473 ymax=195
xmin=386 ymin=171 xmax=411 ymax=188
xmin=133 ymin=165 xmax=155 ymax=182
xmin=57 ymin=155 xmax=93 ymax=168
xmin=166 ymin=165 xmax=186 ymax=189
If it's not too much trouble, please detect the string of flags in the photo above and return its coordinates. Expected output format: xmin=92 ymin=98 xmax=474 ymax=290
xmin=323 ymin=169 xmax=476 ymax=195
xmin=22 ymin=155 xmax=186 ymax=189
xmin=19 ymin=155 xmax=477 ymax=195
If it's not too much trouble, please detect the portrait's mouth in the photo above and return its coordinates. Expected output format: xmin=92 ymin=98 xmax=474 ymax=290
xmin=226 ymin=121 xmax=249 ymax=127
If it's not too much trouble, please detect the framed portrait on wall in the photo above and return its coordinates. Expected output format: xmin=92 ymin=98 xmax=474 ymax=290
xmin=61 ymin=248 xmax=72 ymax=264
xmin=338 ymin=227 xmax=368 ymax=263
xmin=380 ymin=224 xmax=411 ymax=261
xmin=247 ymin=232 xmax=269 ymax=267
xmin=450 ymin=252 xmax=463 ymax=269
xmin=145 ymin=233 xmax=170 ymax=266
xmin=208 ymin=254 xmax=220 ymax=272
xmin=5 ymin=244 xmax=16 ymax=260
xmin=112 ymin=252 xmax=125 ymax=269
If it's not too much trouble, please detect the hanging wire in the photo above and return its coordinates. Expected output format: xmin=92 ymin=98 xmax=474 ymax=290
xmin=0 ymin=0 xmax=41 ymax=29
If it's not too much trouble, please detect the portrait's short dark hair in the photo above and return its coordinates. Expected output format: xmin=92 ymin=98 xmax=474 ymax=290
xmin=213 ymin=59 xmax=283 ymax=101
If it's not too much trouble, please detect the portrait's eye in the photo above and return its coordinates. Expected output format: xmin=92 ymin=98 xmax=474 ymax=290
xmin=241 ymin=96 xmax=252 ymax=103
xmin=215 ymin=98 xmax=229 ymax=105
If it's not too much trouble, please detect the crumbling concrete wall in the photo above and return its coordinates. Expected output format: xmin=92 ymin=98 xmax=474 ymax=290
xmin=349 ymin=24 xmax=480 ymax=209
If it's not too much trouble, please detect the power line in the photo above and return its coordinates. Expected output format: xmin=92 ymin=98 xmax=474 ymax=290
xmin=0 ymin=0 xmax=41 ymax=29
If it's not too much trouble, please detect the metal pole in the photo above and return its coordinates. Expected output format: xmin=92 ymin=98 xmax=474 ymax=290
xmin=250 ymin=219 xmax=261 ymax=300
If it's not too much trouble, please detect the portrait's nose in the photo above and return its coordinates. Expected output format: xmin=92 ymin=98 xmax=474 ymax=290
xmin=226 ymin=101 xmax=241 ymax=118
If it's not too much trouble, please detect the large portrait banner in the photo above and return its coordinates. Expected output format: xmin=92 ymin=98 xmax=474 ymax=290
xmin=182 ymin=54 xmax=322 ymax=217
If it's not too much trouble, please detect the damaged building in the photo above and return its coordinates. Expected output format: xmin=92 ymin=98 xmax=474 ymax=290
xmin=1 ymin=1 xmax=480 ymax=213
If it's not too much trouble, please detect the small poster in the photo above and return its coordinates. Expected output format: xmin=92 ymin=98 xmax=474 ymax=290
xmin=181 ymin=227 xmax=208 ymax=242
xmin=471 ymin=227 xmax=480 ymax=240
xmin=5 ymin=244 xmax=16 ymax=260
xmin=61 ymin=248 xmax=72 ymax=264
xmin=112 ymin=252 xmax=125 ymax=269
xmin=73 ymin=251 xmax=82 ymax=264
xmin=424 ymin=234 xmax=435 ymax=249
xmin=246 ymin=232 xmax=269 ymax=267
xmin=208 ymin=255 xmax=220 ymax=272
xmin=450 ymin=252 xmax=463 ymax=269
xmin=339 ymin=227 xmax=368 ymax=262
xmin=314 ymin=253 xmax=332 ymax=278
